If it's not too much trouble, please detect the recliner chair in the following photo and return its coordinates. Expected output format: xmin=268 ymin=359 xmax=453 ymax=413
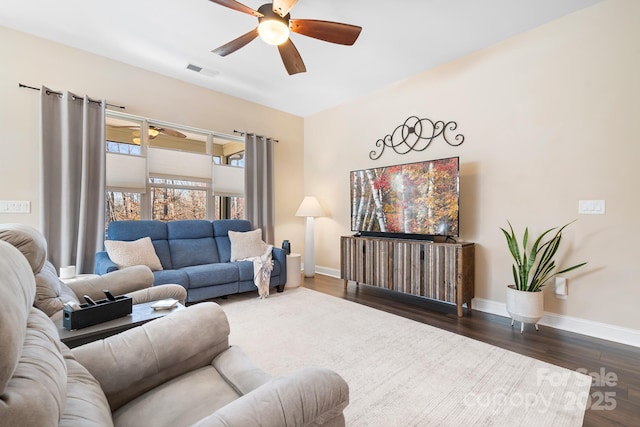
xmin=0 ymin=223 xmax=186 ymax=319
xmin=0 ymin=239 xmax=349 ymax=426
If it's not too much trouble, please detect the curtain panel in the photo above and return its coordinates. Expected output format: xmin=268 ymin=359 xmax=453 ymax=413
xmin=244 ymin=134 xmax=275 ymax=244
xmin=40 ymin=87 xmax=106 ymax=274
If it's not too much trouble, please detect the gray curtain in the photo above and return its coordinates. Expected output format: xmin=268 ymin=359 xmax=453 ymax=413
xmin=244 ymin=134 xmax=275 ymax=244
xmin=40 ymin=86 xmax=106 ymax=274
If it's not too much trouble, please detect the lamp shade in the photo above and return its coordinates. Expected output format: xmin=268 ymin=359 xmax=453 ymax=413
xmin=295 ymin=196 xmax=324 ymax=217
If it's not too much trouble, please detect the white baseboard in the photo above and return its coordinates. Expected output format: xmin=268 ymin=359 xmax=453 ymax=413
xmin=311 ymin=265 xmax=640 ymax=348
xmin=472 ymin=297 xmax=640 ymax=348
xmin=315 ymin=265 xmax=340 ymax=278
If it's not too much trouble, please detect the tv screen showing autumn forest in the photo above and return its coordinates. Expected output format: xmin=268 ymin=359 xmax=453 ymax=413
xmin=350 ymin=157 xmax=459 ymax=237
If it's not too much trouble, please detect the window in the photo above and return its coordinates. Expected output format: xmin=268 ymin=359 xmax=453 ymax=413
xmin=228 ymin=152 xmax=244 ymax=167
xmin=107 ymin=191 xmax=141 ymax=222
xmin=214 ymin=196 xmax=244 ymax=220
xmin=213 ymin=148 xmax=245 ymax=220
xmin=150 ymin=177 xmax=209 ymax=221
xmin=107 ymin=141 xmax=141 ymax=155
xmin=104 ymin=111 xmax=245 ymax=228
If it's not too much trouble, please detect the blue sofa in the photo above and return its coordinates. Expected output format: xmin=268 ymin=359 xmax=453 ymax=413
xmin=94 ymin=219 xmax=286 ymax=303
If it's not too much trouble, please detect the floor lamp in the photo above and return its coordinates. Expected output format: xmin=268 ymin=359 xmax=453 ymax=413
xmin=295 ymin=196 xmax=325 ymax=277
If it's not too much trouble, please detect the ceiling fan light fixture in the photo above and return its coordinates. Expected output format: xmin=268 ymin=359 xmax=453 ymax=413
xmin=258 ymin=19 xmax=290 ymax=45
xmin=132 ymin=128 xmax=160 ymax=139
xmin=256 ymin=3 xmax=290 ymax=46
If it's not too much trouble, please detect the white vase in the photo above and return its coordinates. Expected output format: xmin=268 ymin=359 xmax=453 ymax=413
xmin=506 ymin=285 xmax=544 ymax=333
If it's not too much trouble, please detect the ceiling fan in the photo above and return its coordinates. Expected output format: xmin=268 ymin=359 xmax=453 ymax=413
xmin=111 ymin=125 xmax=187 ymax=139
xmin=209 ymin=0 xmax=362 ymax=75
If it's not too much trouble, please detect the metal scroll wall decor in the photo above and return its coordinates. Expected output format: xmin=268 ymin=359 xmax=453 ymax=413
xmin=369 ymin=116 xmax=464 ymax=160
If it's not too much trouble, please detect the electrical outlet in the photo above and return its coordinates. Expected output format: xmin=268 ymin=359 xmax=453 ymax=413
xmin=555 ymin=277 xmax=568 ymax=299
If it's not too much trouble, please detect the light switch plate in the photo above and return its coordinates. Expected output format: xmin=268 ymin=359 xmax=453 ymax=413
xmin=578 ymin=199 xmax=605 ymax=215
xmin=0 ymin=200 xmax=31 ymax=213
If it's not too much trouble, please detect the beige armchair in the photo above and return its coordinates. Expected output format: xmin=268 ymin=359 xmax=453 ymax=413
xmin=0 ymin=223 xmax=186 ymax=319
xmin=0 ymin=239 xmax=349 ymax=426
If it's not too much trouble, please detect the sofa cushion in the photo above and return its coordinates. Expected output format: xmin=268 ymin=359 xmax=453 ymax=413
xmin=108 ymin=220 xmax=168 ymax=241
xmin=231 ymin=261 xmax=255 ymax=282
xmin=153 ymin=269 xmax=190 ymax=289
xmin=213 ymin=220 xmax=251 ymax=263
xmin=113 ymin=366 xmax=240 ymax=427
xmin=228 ymin=229 xmax=266 ymax=262
xmin=167 ymin=220 xmax=214 ymax=240
xmin=61 ymin=349 xmax=114 ymax=427
xmin=1 ymin=309 xmax=67 ymax=426
xmin=213 ymin=346 xmax=271 ymax=395
xmin=152 ymin=240 xmax=173 ymax=270
xmin=0 ymin=223 xmax=48 ymax=274
xmin=182 ymin=264 xmax=239 ymax=288
xmin=169 ymin=238 xmax=219 ymax=269
xmin=34 ymin=260 xmax=81 ymax=317
xmin=0 ymin=241 xmax=36 ymax=393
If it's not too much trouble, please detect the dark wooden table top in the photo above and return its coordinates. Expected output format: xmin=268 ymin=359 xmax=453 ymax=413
xmin=56 ymin=300 xmax=185 ymax=348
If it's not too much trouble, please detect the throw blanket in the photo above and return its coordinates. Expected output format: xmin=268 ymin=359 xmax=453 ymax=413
xmin=248 ymin=245 xmax=274 ymax=299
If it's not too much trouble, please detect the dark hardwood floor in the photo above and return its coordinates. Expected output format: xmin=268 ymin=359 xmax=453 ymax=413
xmin=301 ymin=274 xmax=640 ymax=427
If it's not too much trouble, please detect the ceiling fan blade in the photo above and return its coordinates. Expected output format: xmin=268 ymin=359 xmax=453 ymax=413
xmin=272 ymin=0 xmax=298 ymax=17
xmin=290 ymin=19 xmax=362 ymax=45
xmin=277 ymin=39 xmax=306 ymax=75
xmin=153 ymin=127 xmax=187 ymax=139
xmin=208 ymin=0 xmax=263 ymax=17
xmin=212 ymin=28 xmax=259 ymax=56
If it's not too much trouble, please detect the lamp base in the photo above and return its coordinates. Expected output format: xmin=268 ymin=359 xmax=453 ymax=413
xmin=303 ymin=216 xmax=315 ymax=277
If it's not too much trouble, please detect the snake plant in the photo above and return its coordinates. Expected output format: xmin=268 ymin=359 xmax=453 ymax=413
xmin=500 ymin=221 xmax=586 ymax=292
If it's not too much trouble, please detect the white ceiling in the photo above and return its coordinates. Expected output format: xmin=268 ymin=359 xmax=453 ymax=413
xmin=1 ymin=0 xmax=600 ymax=117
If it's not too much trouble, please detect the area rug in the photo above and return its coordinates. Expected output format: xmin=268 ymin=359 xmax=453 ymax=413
xmin=217 ymin=288 xmax=591 ymax=426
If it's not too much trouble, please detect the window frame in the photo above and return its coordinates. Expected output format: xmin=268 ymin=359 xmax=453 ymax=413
xmin=105 ymin=110 xmax=245 ymax=227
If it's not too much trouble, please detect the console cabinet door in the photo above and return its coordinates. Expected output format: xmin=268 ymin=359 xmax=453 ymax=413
xmin=341 ymin=236 xmax=366 ymax=284
xmin=363 ymin=238 xmax=393 ymax=289
xmin=393 ymin=241 xmax=423 ymax=295
xmin=341 ymin=236 xmax=393 ymax=288
xmin=394 ymin=242 xmax=457 ymax=302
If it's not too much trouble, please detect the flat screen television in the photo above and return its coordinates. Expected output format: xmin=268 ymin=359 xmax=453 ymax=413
xmin=350 ymin=156 xmax=459 ymax=239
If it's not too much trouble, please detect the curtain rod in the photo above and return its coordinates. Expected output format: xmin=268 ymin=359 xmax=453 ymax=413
xmin=19 ymin=83 xmax=125 ymax=110
xmin=233 ymin=129 xmax=279 ymax=143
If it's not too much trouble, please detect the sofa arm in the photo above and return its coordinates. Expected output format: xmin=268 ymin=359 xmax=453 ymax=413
xmin=127 ymin=284 xmax=187 ymax=305
xmin=94 ymin=251 xmax=119 ymax=274
xmin=193 ymin=367 xmax=349 ymax=427
xmin=71 ymin=302 xmax=231 ymax=411
xmin=68 ymin=265 xmax=154 ymax=302
xmin=272 ymin=247 xmax=287 ymax=286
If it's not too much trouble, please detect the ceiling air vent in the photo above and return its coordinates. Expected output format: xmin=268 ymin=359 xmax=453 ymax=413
xmin=186 ymin=63 xmax=219 ymax=77
xmin=186 ymin=63 xmax=203 ymax=72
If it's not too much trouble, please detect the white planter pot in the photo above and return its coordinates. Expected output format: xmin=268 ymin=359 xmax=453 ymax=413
xmin=506 ymin=285 xmax=544 ymax=333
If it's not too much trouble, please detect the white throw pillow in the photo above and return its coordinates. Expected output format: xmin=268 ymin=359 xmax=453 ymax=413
xmin=229 ymin=229 xmax=266 ymax=261
xmin=104 ymin=237 xmax=163 ymax=271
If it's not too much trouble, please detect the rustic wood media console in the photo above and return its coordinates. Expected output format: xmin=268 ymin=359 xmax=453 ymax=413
xmin=340 ymin=235 xmax=475 ymax=317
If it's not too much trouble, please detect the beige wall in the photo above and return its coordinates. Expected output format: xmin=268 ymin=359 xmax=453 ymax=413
xmin=1 ymin=0 xmax=638 ymax=334
xmin=0 ymin=26 xmax=305 ymax=252
xmin=304 ymin=0 xmax=640 ymax=331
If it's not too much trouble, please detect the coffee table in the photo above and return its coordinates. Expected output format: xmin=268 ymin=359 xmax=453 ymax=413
xmin=56 ymin=301 xmax=185 ymax=348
